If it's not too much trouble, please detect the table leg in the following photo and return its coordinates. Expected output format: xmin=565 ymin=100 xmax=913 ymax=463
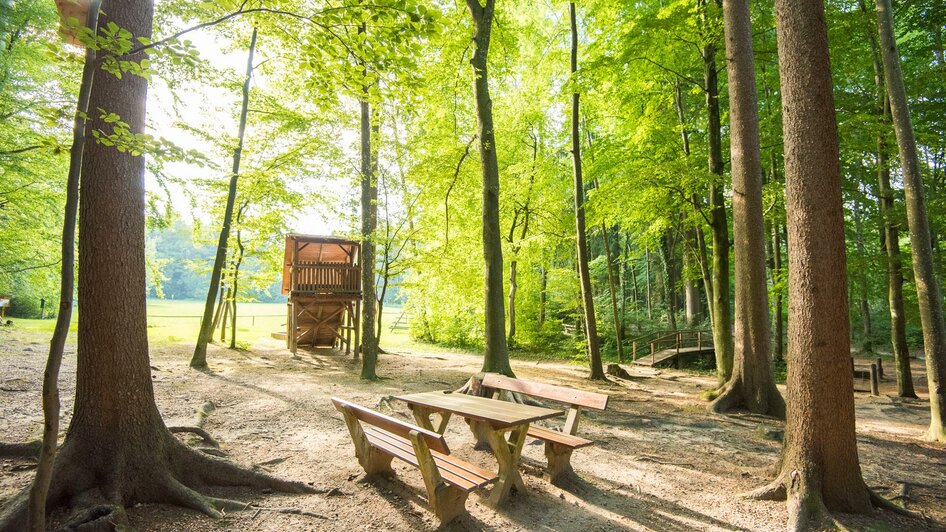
xmin=411 ymin=406 xmax=451 ymax=434
xmin=484 ymin=423 xmax=529 ymax=507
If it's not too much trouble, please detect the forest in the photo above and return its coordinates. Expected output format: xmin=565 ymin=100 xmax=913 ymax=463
xmin=0 ymin=0 xmax=945 ymax=530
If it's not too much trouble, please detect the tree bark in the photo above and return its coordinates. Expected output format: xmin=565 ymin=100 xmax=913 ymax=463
xmin=359 ymin=39 xmax=379 ymax=379
xmin=752 ymin=0 xmax=873 ymax=525
xmin=875 ymin=0 xmax=946 ymax=441
xmin=704 ymin=38 xmax=734 ymax=383
xmin=0 ymin=7 xmax=309 ymax=531
xmin=603 ymin=225 xmax=625 ymax=361
xmin=28 ymin=3 xmax=101 ymax=529
xmin=771 ymin=223 xmax=784 ymax=364
xmin=852 ymin=198 xmax=872 ymax=351
xmin=229 ymin=204 xmax=247 ymax=350
xmin=569 ymin=2 xmax=604 ymax=379
xmin=466 ymin=0 xmax=512 ymax=376
xmin=192 ymin=28 xmax=257 ymax=369
xmin=710 ymin=0 xmax=784 ymax=417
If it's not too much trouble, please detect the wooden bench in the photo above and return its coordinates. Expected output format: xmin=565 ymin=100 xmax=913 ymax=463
xmin=331 ymin=398 xmax=497 ymax=524
xmin=480 ymin=374 xmax=609 ymax=485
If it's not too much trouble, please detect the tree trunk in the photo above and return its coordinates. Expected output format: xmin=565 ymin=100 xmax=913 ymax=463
xmin=875 ymin=0 xmax=946 ymax=441
xmin=229 ymin=206 xmax=247 ymax=350
xmin=603 ymin=225 xmax=625 ymax=361
xmin=210 ymin=281 xmax=226 ymax=334
xmin=28 ymin=3 xmax=101 ymax=529
xmin=710 ymin=0 xmax=784 ymax=417
xmin=852 ymin=198 xmax=872 ymax=352
xmin=569 ymin=2 xmax=604 ymax=380
xmin=771 ymin=223 xmax=785 ymax=364
xmin=660 ymin=230 xmax=678 ymax=331
xmin=704 ymin=40 xmax=734 ymax=383
xmin=645 ymin=249 xmax=653 ymax=319
xmin=507 ymin=259 xmax=517 ymax=345
xmin=465 ymin=0 xmax=512 ymax=376
xmin=359 ymin=44 xmax=379 ymax=379
xmin=538 ymin=264 xmax=547 ymax=330
xmin=192 ymin=28 xmax=257 ymax=369
xmin=750 ymin=0 xmax=873 ymax=525
xmin=0 ymin=8 xmax=309 ymax=530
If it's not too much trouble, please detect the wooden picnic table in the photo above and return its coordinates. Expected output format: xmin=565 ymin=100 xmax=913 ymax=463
xmin=394 ymin=390 xmax=564 ymax=506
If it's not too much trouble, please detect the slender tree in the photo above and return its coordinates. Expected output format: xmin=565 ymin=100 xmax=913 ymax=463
xmin=747 ymin=0 xmax=873 ymax=525
xmin=699 ymin=0 xmax=734 ymax=383
xmin=191 ymin=28 xmax=257 ymax=369
xmin=0 ymin=4 xmax=308 ymax=529
xmin=359 ymin=56 xmax=380 ymax=379
xmin=465 ymin=0 xmax=513 ymax=376
xmin=875 ymin=0 xmax=946 ymax=442
xmin=570 ymin=2 xmax=604 ymax=379
xmin=710 ymin=0 xmax=784 ymax=417
xmin=28 ymin=3 xmax=101 ymax=529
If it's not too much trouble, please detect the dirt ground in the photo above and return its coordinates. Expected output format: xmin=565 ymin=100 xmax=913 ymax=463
xmin=2 ymin=334 xmax=945 ymax=531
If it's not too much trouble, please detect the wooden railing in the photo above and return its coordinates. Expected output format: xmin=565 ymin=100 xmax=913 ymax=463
xmin=291 ymin=262 xmax=360 ymax=294
xmin=630 ymin=329 xmax=713 ymax=362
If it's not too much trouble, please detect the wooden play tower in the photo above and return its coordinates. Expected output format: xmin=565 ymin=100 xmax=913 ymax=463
xmin=282 ymin=234 xmax=362 ymax=354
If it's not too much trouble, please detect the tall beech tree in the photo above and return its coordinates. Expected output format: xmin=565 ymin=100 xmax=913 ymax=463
xmin=191 ymin=28 xmax=257 ymax=370
xmin=875 ymin=0 xmax=946 ymax=442
xmin=0 ymin=2 xmax=310 ymax=529
xmin=359 ymin=75 xmax=380 ymax=379
xmin=465 ymin=0 xmax=513 ymax=376
xmin=570 ymin=2 xmax=604 ymax=380
xmin=747 ymin=0 xmax=873 ymax=525
xmin=709 ymin=0 xmax=783 ymax=417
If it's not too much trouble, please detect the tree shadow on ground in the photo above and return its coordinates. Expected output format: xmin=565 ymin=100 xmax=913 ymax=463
xmin=487 ymin=469 xmax=750 ymax=531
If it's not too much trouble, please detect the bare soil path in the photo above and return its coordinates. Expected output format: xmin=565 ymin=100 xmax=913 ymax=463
xmin=1 ymin=333 xmax=944 ymax=531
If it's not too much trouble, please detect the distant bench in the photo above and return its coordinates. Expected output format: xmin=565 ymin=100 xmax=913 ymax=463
xmin=332 ymin=398 xmax=497 ymax=524
xmin=480 ymin=374 xmax=609 ymax=485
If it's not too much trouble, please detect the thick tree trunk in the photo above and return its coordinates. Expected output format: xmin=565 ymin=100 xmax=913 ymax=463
xmin=704 ymin=41 xmax=734 ymax=383
xmin=875 ymin=0 xmax=946 ymax=441
xmin=570 ymin=2 xmax=604 ymax=379
xmin=750 ymin=0 xmax=873 ymax=525
xmin=192 ymin=28 xmax=257 ymax=369
xmin=466 ymin=0 xmax=512 ymax=376
xmin=0 ymin=8 xmax=309 ymax=531
xmin=710 ymin=0 xmax=784 ymax=417
xmin=29 ymin=3 xmax=101 ymax=529
xmin=359 ymin=52 xmax=379 ymax=379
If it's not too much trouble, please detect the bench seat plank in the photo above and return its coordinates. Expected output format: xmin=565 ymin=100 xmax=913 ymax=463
xmin=527 ymin=425 xmax=593 ymax=449
xmin=363 ymin=426 xmax=497 ymax=492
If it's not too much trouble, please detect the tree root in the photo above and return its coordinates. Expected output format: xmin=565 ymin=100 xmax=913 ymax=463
xmin=63 ymin=501 xmax=130 ymax=532
xmin=741 ymin=476 xmax=787 ymax=501
xmin=708 ymin=379 xmax=786 ymax=420
xmin=168 ymin=426 xmax=219 ymax=448
xmin=868 ymin=488 xmax=927 ymax=521
xmin=0 ymin=440 xmax=41 ymax=459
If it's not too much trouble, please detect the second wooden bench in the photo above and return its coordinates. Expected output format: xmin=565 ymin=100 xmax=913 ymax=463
xmin=332 ymin=397 xmax=497 ymax=524
xmin=480 ymin=373 xmax=609 ymax=485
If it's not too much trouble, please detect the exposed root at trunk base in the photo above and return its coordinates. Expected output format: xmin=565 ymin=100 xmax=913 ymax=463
xmin=0 ymin=440 xmax=41 ymax=459
xmin=0 ymin=437 xmax=316 ymax=532
xmin=708 ymin=379 xmax=786 ymax=420
xmin=868 ymin=488 xmax=927 ymax=521
xmin=168 ymin=426 xmax=219 ymax=448
xmin=741 ymin=475 xmax=786 ymax=501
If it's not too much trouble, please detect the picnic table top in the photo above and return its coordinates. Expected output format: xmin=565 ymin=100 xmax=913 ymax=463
xmin=394 ymin=390 xmax=564 ymax=429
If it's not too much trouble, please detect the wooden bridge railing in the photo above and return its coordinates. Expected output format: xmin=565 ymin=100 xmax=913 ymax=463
xmin=291 ymin=262 xmax=361 ymax=295
xmin=630 ymin=329 xmax=713 ymax=363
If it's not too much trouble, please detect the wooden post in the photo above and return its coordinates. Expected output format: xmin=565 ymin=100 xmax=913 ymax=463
xmin=875 ymin=357 xmax=883 ymax=379
xmin=851 ymin=357 xmax=855 ymax=376
xmin=870 ymin=363 xmax=880 ymax=396
xmin=697 ymin=330 xmax=702 ymax=350
xmin=354 ymin=299 xmax=362 ymax=358
xmin=651 ymin=341 xmax=655 ymax=365
xmin=632 ymin=340 xmax=637 ymax=360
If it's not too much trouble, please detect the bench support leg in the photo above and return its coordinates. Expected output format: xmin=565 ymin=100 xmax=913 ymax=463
xmin=544 ymin=442 xmax=576 ymax=486
xmin=431 ymin=484 xmax=469 ymax=525
xmin=339 ymin=406 xmax=395 ymax=476
xmin=410 ymin=430 xmax=470 ymax=524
